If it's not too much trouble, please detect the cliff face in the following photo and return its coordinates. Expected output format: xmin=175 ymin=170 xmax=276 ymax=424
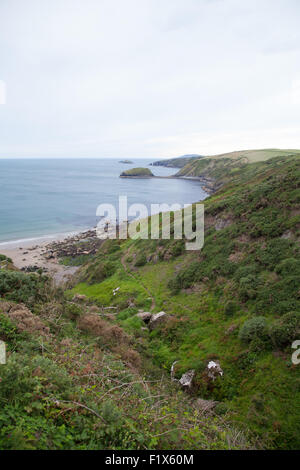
xmin=151 ymin=154 xmax=202 ymax=168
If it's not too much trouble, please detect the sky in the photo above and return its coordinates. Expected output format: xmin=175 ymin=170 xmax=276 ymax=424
xmin=0 ymin=0 xmax=300 ymax=159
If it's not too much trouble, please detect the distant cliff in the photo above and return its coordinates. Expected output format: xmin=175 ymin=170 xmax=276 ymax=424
xmin=151 ymin=154 xmax=203 ymax=168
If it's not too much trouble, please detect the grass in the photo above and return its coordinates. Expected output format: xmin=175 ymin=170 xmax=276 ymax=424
xmin=68 ymin=153 xmax=300 ymax=449
xmin=0 ymin=273 xmax=248 ymax=450
xmin=1 ymin=150 xmax=299 ymax=450
xmin=208 ymin=148 xmax=300 ymax=163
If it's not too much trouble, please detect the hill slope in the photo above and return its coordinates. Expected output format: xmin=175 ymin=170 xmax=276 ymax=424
xmin=71 ymin=153 xmax=300 ymax=449
xmin=175 ymin=149 xmax=300 ymax=187
xmin=151 ymin=155 xmax=203 ymax=168
xmin=0 ymin=268 xmax=245 ymax=450
xmin=205 ymin=148 xmax=300 ymax=163
xmin=0 ymin=152 xmax=299 ymax=450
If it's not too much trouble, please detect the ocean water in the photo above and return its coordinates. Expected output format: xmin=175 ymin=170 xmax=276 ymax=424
xmin=0 ymin=158 xmax=207 ymax=244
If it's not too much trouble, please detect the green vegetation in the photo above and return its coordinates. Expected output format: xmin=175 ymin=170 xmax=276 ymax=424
xmin=1 ymin=150 xmax=300 ymax=450
xmin=120 ymin=167 xmax=154 ymax=177
xmin=0 ymin=270 xmax=51 ymax=308
xmin=71 ymin=152 xmax=300 ymax=449
xmin=59 ymin=254 xmax=93 ymax=266
xmin=176 ymin=149 xmax=300 ymax=185
xmin=151 ymin=155 xmax=202 ymax=168
xmin=0 ymin=273 xmax=245 ymax=450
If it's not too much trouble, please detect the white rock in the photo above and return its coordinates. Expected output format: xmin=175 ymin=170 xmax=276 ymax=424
xmin=179 ymin=370 xmax=195 ymax=389
xmin=136 ymin=311 xmax=152 ymax=323
xmin=207 ymin=361 xmax=223 ymax=381
xmin=149 ymin=311 xmax=168 ymax=330
xmin=171 ymin=361 xmax=179 ymax=382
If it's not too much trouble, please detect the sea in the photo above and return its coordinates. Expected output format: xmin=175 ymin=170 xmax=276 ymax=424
xmin=0 ymin=158 xmax=208 ymax=246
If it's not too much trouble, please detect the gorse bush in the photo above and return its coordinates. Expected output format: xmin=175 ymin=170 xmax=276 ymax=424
xmin=275 ymin=258 xmax=300 ymax=277
xmin=270 ymin=312 xmax=300 ymax=349
xmin=239 ymin=317 xmax=268 ymax=344
xmin=0 ymin=254 xmax=12 ymax=263
xmin=0 ymin=313 xmax=25 ymax=348
xmin=224 ymin=301 xmax=239 ymax=317
xmin=84 ymin=260 xmax=117 ymax=284
xmin=0 ymin=270 xmax=49 ymax=307
xmin=134 ymin=253 xmax=147 ymax=267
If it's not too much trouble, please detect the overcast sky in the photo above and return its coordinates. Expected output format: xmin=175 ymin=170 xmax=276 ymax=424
xmin=0 ymin=0 xmax=300 ymax=158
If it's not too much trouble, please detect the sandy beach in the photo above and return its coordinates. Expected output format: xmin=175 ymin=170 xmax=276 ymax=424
xmin=0 ymin=229 xmax=100 ymax=284
xmin=0 ymin=238 xmax=79 ymax=284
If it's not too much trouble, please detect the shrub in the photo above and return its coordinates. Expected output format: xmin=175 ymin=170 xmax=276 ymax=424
xmin=238 ymin=275 xmax=259 ymax=301
xmin=168 ymin=261 xmax=200 ymax=292
xmin=214 ymin=403 xmax=229 ymax=416
xmin=224 ymin=301 xmax=238 ymax=317
xmin=270 ymin=312 xmax=300 ymax=349
xmin=170 ymin=241 xmax=184 ymax=257
xmin=0 ymin=254 xmax=12 ymax=263
xmin=0 ymin=313 xmax=24 ymax=347
xmin=255 ymin=239 xmax=293 ymax=270
xmin=239 ymin=317 xmax=268 ymax=344
xmin=64 ymin=302 xmax=83 ymax=320
xmin=0 ymin=270 xmax=49 ymax=307
xmin=135 ymin=253 xmax=147 ymax=267
xmin=78 ymin=314 xmax=130 ymax=347
xmin=275 ymin=258 xmax=300 ymax=277
xmin=85 ymin=261 xmax=116 ymax=284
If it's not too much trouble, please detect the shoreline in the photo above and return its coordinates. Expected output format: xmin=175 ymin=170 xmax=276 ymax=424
xmin=0 ymin=228 xmax=89 ymax=250
xmin=0 ymin=175 xmax=214 ymax=284
xmin=0 ymin=228 xmax=99 ymax=285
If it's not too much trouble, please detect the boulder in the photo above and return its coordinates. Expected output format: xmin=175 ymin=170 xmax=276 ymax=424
xmin=207 ymin=360 xmax=223 ymax=381
xmin=137 ymin=311 xmax=152 ymax=323
xmin=149 ymin=311 xmax=168 ymax=330
xmin=179 ymin=370 xmax=195 ymax=390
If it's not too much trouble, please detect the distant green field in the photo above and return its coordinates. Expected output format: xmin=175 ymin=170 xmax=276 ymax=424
xmin=176 ymin=149 xmax=300 ymax=180
xmin=207 ymin=148 xmax=300 ymax=163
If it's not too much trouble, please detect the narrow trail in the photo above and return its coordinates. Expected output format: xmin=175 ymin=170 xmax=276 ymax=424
xmin=120 ymin=246 xmax=195 ymax=315
xmin=120 ymin=246 xmax=156 ymax=311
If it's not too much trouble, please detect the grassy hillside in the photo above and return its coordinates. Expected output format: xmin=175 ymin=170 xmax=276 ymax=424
xmin=151 ymin=155 xmax=202 ymax=168
xmin=175 ymin=149 xmax=300 ymax=186
xmin=70 ymin=153 xmax=300 ymax=449
xmin=0 ymin=152 xmax=299 ymax=450
xmin=0 ymin=267 xmax=248 ymax=450
xmin=206 ymin=148 xmax=300 ymax=163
